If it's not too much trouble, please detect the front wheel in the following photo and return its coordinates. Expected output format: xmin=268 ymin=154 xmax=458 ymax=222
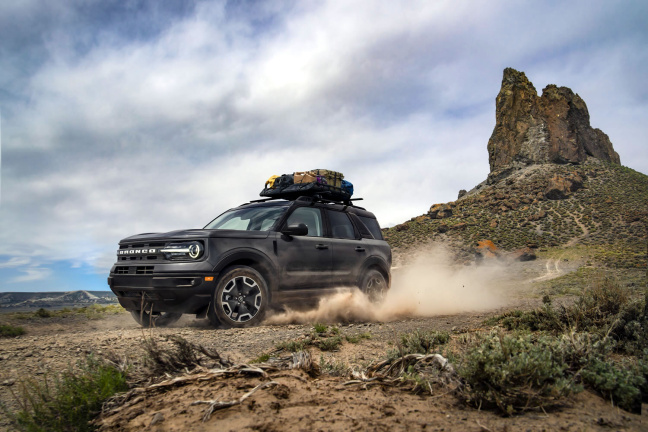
xmin=360 ymin=269 xmax=388 ymax=303
xmin=208 ymin=266 xmax=269 ymax=328
xmin=129 ymin=310 xmax=182 ymax=327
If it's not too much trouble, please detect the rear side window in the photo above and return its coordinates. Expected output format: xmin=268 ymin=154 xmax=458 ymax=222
xmin=348 ymin=213 xmax=373 ymax=239
xmin=327 ymin=210 xmax=356 ymax=239
xmin=359 ymin=216 xmax=383 ymax=240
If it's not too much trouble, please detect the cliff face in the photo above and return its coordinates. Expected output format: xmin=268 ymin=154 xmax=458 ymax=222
xmin=487 ymin=68 xmax=620 ymax=172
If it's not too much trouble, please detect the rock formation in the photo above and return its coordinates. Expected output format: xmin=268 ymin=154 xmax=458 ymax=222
xmin=487 ymin=68 xmax=620 ymax=173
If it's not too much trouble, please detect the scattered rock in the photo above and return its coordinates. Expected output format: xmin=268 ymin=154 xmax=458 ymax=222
xmin=457 ymin=189 xmax=467 ymax=199
xmin=150 ymin=412 xmax=165 ymax=426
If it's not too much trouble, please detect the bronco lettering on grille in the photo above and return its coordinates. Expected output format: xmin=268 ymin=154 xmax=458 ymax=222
xmin=118 ymin=249 xmax=158 ymax=255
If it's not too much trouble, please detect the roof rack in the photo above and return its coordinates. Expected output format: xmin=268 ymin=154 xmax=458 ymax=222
xmin=245 ymin=195 xmax=364 ymax=209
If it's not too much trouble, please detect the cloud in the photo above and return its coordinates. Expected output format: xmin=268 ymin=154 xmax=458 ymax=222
xmin=0 ymin=257 xmax=31 ymax=268
xmin=0 ymin=0 xmax=647 ymax=290
xmin=9 ymin=266 xmax=52 ymax=283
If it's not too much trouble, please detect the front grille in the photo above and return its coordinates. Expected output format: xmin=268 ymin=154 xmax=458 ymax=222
xmin=136 ymin=266 xmax=154 ymax=275
xmin=119 ymin=255 xmax=158 ymax=261
xmin=115 ymin=266 xmax=129 ymax=275
xmin=114 ymin=266 xmax=155 ymax=275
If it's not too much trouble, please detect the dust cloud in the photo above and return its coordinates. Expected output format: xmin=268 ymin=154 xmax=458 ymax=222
xmin=265 ymin=245 xmax=509 ymax=325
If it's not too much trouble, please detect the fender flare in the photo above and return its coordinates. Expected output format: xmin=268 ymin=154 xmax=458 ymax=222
xmin=356 ymin=256 xmax=391 ymax=288
xmin=212 ymin=248 xmax=279 ymax=294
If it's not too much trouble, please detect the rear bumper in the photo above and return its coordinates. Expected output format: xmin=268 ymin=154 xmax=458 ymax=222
xmin=108 ymin=274 xmax=215 ymax=314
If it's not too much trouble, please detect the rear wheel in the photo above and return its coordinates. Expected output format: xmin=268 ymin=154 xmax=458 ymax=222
xmin=129 ymin=310 xmax=182 ymax=327
xmin=360 ymin=269 xmax=388 ymax=303
xmin=208 ymin=266 xmax=269 ymax=328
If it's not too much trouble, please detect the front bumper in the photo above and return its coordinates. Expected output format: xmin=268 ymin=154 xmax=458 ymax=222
xmin=108 ymin=273 xmax=216 ymax=314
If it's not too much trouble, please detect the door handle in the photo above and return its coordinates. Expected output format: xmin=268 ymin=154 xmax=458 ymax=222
xmin=315 ymin=244 xmax=329 ymax=250
xmin=355 ymin=247 xmax=365 ymax=252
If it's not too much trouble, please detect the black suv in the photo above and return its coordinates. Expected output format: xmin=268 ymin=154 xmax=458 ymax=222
xmin=107 ymin=196 xmax=391 ymax=328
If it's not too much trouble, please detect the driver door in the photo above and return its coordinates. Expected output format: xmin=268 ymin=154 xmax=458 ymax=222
xmin=276 ymin=207 xmax=332 ymax=288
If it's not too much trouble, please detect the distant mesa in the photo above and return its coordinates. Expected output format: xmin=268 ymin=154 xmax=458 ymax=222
xmin=487 ymin=68 xmax=620 ymax=173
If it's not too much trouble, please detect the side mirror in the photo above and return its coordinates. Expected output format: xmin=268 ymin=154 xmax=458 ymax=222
xmin=282 ymin=223 xmax=308 ymax=236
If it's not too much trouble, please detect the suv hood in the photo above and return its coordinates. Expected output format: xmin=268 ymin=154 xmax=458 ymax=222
xmin=120 ymin=229 xmax=271 ymax=243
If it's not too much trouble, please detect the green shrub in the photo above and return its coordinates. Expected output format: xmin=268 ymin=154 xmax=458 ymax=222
xmin=319 ymin=355 xmax=349 ymax=376
xmin=345 ymin=332 xmax=371 ymax=343
xmin=388 ymin=330 xmax=450 ymax=360
xmin=0 ymin=324 xmax=26 ymax=338
xmin=313 ymin=323 xmax=328 ymax=333
xmin=34 ymin=308 xmax=52 ymax=318
xmin=489 ymin=276 xmax=647 ymax=353
xmin=10 ymin=356 xmax=128 ymax=432
xmin=250 ymin=353 xmax=271 ymax=364
xmin=581 ymin=357 xmax=645 ymax=414
xmin=275 ymin=339 xmax=308 ymax=352
xmin=458 ymin=332 xmax=581 ymax=414
xmin=317 ymin=336 xmax=343 ymax=352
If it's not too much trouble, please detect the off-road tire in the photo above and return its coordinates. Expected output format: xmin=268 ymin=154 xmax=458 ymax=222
xmin=129 ymin=310 xmax=182 ymax=327
xmin=209 ymin=266 xmax=269 ymax=328
xmin=360 ymin=269 xmax=388 ymax=303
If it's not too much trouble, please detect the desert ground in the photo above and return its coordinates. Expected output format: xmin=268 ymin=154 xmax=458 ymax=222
xmin=1 ymin=255 xmax=646 ymax=431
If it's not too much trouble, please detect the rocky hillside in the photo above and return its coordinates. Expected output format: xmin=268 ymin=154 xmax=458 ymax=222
xmin=385 ymin=69 xmax=647 ymax=269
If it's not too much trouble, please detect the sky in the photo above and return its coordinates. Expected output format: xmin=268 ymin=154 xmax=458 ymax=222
xmin=0 ymin=0 xmax=646 ymax=292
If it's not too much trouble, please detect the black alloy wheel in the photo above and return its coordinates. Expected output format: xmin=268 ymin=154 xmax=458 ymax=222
xmin=361 ymin=269 xmax=388 ymax=303
xmin=209 ymin=266 xmax=269 ymax=328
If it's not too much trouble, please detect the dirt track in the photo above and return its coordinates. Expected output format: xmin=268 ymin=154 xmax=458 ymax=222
xmin=1 ymin=257 xmax=646 ymax=431
xmin=1 ymin=308 xmax=646 ymax=431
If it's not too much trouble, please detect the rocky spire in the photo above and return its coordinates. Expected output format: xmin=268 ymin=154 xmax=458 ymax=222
xmin=487 ymin=68 xmax=620 ymax=173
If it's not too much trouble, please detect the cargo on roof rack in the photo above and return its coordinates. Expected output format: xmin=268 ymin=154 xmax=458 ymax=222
xmin=260 ymin=169 xmax=354 ymax=203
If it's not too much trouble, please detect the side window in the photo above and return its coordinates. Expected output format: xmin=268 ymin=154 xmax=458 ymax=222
xmin=359 ymin=216 xmax=383 ymax=240
xmin=327 ymin=210 xmax=356 ymax=240
xmin=286 ymin=207 xmax=323 ymax=237
xmin=348 ymin=213 xmax=374 ymax=239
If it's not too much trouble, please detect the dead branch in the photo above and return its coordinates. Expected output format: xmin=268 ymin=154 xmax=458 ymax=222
xmin=191 ymin=381 xmax=279 ymax=422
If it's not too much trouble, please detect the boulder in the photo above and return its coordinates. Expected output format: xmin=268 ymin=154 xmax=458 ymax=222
xmin=511 ymin=247 xmax=537 ymax=262
xmin=487 ymin=68 xmax=620 ymax=173
xmin=429 ymin=203 xmax=454 ymax=219
xmin=475 ymin=240 xmax=499 ymax=259
xmin=545 ymin=172 xmax=584 ymax=200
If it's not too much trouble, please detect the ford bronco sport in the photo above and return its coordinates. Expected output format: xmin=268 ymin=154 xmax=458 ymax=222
xmin=108 ymin=196 xmax=391 ymax=328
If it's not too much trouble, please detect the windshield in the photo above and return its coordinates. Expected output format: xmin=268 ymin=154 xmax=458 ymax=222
xmin=204 ymin=206 xmax=287 ymax=231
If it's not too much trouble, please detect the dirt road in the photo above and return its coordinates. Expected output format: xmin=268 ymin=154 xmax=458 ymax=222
xmin=1 ymin=257 xmax=646 ymax=431
xmin=1 ymin=307 xmax=646 ymax=432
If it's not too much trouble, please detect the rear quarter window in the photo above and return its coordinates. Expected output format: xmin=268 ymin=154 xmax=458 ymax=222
xmin=358 ymin=216 xmax=383 ymax=240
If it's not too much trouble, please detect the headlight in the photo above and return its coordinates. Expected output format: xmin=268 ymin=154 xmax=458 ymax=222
xmin=160 ymin=241 xmax=204 ymax=260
